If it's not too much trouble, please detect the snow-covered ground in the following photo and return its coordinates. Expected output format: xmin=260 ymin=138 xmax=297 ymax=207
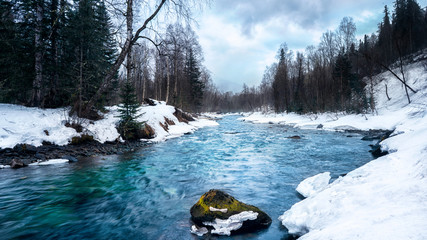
xmin=0 ymin=100 xmax=218 ymax=149
xmin=295 ymin=172 xmax=331 ymax=198
xmin=243 ymin=58 xmax=427 ymax=239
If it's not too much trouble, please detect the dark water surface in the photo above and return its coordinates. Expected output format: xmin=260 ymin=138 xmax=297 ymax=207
xmin=0 ymin=116 xmax=373 ymax=239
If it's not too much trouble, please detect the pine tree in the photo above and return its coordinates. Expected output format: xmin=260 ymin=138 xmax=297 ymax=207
xmin=377 ymin=5 xmax=393 ymax=65
xmin=0 ymin=1 xmax=23 ymax=102
xmin=65 ymin=0 xmax=116 ymax=115
xmin=117 ymin=81 xmax=142 ymax=140
xmin=392 ymin=0 xmax=425 ymax=55
xmin=272 ymin=46 xmax=290 ymax=112
xmin=185 ymin=48 xmax=204 ymax=112
xmin=333 ymin=52 xmax=353 ymax=110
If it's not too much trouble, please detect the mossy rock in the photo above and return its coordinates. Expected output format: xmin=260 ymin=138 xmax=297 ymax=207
xmin=71 ymin=134 xmax=94 ymax=145
xmin=190 ymin=189 xmax=271 ymax=234
xmin=136 ymin=124 xmax=155 ymax=139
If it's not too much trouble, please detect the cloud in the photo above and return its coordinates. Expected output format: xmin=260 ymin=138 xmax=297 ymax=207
xmin=196 ymin=0 xmax=395 ymax=92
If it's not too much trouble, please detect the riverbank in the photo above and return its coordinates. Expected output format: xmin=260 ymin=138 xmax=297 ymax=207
xmin=240 ymin=58 xmax=427 ymax=239
xmin=0 ymin=100 xmax=218 ymax=167
xmin=0 ymin=140 xmax=148 ymax=167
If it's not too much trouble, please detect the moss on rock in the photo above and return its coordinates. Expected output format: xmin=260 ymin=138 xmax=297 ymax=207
xmin=190 ymin=189 xmax=272 ymax=234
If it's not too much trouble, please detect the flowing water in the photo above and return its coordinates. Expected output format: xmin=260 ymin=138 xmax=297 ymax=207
xmin=0 ymin=116 xmax=373 ymax=239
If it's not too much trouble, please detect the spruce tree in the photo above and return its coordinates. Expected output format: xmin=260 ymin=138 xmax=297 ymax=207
xmin=117 ymin=81 xmax=142 ymax=140
xmin=185 ymin=48 xmax=204 ymax=112
xmin=378 ymin=5 xmax=393 ymax=65
xmin=64 ymin=0 xmax=116 ymax=114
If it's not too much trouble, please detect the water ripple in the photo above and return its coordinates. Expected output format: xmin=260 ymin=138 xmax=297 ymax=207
xmin=0 ymin=116 xmax=373 ymax=239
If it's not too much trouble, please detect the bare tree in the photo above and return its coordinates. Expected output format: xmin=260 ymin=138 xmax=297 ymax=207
xmin=337 ymin=17 xmax=356 ymax=54
xmin=319 ymin=30 xmax=337 ymax=66
xmin=78 ymin=0 xmax=205 ymax=117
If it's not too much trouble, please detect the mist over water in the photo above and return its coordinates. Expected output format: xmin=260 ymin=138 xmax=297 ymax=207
xmin=0 ymin=116 xmax=373 ymax=239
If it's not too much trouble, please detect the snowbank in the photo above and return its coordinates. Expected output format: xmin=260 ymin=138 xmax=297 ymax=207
xmin=242 ymin=59 xmax=427 ymax=239
xmin=0 ymin=100 xmax=218 ymax=149
xmin=279 ymin=123 xmax=427 ymax=239
xmin=296 ymin=172 xmax=331 ymax=198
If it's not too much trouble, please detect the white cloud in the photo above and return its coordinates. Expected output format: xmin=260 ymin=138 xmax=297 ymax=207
xmin=195 ymin=0 xmax=395 ymax=92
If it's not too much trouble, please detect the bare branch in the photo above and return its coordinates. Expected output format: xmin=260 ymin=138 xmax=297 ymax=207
xmin=131 ymin=0 xmax=167 ymax=46
xmin=360 ymin=52 xmax=417 ymax=94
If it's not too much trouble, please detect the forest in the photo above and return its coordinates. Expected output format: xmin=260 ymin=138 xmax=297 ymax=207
xmin=0 ymin=0 xmax=207 ymax=116
xmin=1 ymin=0 xmax=426 ymax=115
xmin=202 ymin=0 xmax=427 ymax=113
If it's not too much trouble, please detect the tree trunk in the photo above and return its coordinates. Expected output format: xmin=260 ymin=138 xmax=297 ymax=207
xmin=32 ymin=0 xmax=44 ymax=107
xmin=142 ymin=72 xmax=146 ymax=99
xmin=126 ymin=0 xmax=133 ymax=83
xmin=49 ymin=0 xmax=59 ymax=106
xmin=79 ymin=0 xmax=166 ymax=117
xmin=397 ymin=41 xmax=411 ymax=104
xmin=385 ymin=84 xmax=391 ymax=101
xmin=79 ymin=43 xmax=83 ymax=116
xmin=165 ymin=56 xmax=170 ymax=103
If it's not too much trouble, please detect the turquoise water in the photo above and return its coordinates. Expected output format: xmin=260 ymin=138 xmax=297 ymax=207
xmin=0 ymin=116 xmax=373 ymax=239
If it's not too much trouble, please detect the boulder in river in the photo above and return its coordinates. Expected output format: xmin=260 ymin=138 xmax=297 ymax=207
xmin=287 ymin=135 xmax=301 ymax=139
xmin=10 ymin=159 xmax=27 ymax=169
xmin=361 ymin=129 xmax=393 ymax=141
xmin=190 ymin=189 xmax=271 ymax=236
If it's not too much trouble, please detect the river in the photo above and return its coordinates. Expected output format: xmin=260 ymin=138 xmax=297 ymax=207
xmin=0 ymin=115 xmax=373 ymax=239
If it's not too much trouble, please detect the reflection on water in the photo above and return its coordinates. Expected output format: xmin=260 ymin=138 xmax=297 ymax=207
xmin=0 ymin=116 xmax=373 ymax=239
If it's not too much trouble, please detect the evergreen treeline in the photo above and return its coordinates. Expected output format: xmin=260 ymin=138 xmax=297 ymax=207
xmin=0 ymin=0 xmax=116 ymax=110
xmin=201 ymin=0 xmax=427 ymax=113
xmin=0 ymin=0 xmax=207 ymax=114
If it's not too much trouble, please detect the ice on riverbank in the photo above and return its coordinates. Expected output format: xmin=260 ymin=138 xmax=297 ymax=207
xmin=259 ymin=59 xmax=427 ymax=239
xmin=29 ymin=159 xmax=70 ymax=166
xmin=0 ymin=100 xmax=218 ymax=149
xmin=296 ymin=172 xmax=331 ymax=198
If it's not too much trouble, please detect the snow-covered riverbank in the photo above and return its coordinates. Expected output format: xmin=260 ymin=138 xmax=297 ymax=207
xmin=0 ymin=100 xmax=218 ymax=150
xmin=241 ymin=59 xmax=427 ymax=239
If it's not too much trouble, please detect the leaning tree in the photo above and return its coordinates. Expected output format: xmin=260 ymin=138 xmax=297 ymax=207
xmin=76 ymin=0 xmax=206 ymax=118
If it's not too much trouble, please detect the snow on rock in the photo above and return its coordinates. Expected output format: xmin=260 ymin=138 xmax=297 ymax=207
xmin=296 ymin=172 xmax=331 ymax=198
xmin=202 ymin=211 xmax=259 ymax=236
xmin=135 ymin=101 xmax=218 ymax=142
xmin=190 ymin=225 xmax=209 ymax=236
xmin=209 ymin=206 xmax=228 ymax=213
xmin=0 ymin=100 xmax=218 ymax=149
xmin=274 ymin=57 xmax=427 ymax=239
xmin=29 ymin=159 xmax=70 ymax=166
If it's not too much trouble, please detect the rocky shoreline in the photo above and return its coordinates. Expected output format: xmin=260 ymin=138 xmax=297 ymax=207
xmin=0 ymin=104 xmax=199 ymax=168
xmin=1 ymin=127 xmax=393 ymax=169
xmin=0 ymin=140 xmax=149 ymax=167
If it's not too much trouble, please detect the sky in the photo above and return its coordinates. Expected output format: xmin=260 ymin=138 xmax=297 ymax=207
xmin=193 ymin=0 xmax=399 ymax=92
